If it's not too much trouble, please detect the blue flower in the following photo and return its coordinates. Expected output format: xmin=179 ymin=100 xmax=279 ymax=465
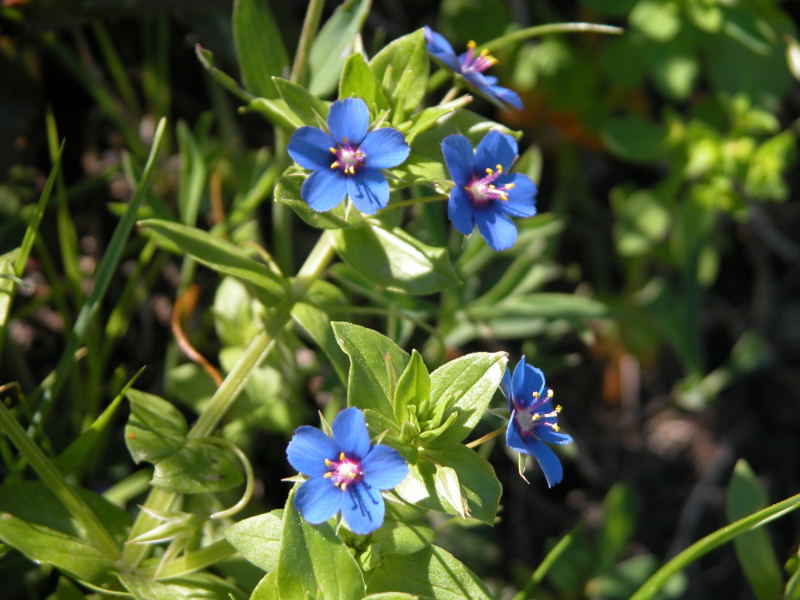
xmin=424 ymin=27 xmax=522 ymax=110
xmin=500 ymin=357 xmax=572 ymax=487
xmin=442 ymin=130 xmax=537 ymax=251
xmin=286 ymin=407 xmax=408 ymax=534
xmin=287 ymin=97 xmax=410 ymax=215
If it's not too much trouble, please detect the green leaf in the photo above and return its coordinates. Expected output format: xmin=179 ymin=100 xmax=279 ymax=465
xmin=601 ymin=116 xmax=669 ymax=164
xmin=371 ymin=503 xmax=434 ymax=556
xmin=0 ymin=513 xmax=114 ymax=583
xmin=339 ymin=52 xmax=387 ymax=110
xmin=151 ymin=439 xmax=244 ymax=494
xmin=309 ymin=0 xmax=372 ymax=96
xmin=598 ymin=483 xmax=637 ymax=572
xmin=139 ymin=218 xmax=286 ymax=305
xmin=118 ymin=571 xmax=246 ymax=599
xmin=630 ymin=0 xmax=681 ymax=41
xmin=422 ymin=352 xmax=507 ymax=447
xmin=332 ymin=223 xmax=460 ymax=295
xmin=272 ymin=77 xmax=329 ymax=125
xmin=363 ymin=594 xmax=419 ymax=600
xmin=410 ymin=109 xmax=519 ymax=159
xmin=332 ymin=322 xmax=410 ymax=420
xmin=428 ymin=445 xmax=501 ymax=524
xmin=393 ymin=350 xmax=431 ymax=423
xmin=276 ymin=488 xmax=366 ymax=600
xmin=745 ymin=130 xmax=796 ymax=201
xmin=275 ymin=173 xmax=364 ymax=230
xmin=225 ymin=510 xmax=283 ymax=573
xmin=177 ymin=120 xmax=207 ymax=227
xmin=402 ymin=96 xmax=474 ymax=144
xmin=726 ymin=460 xmax=783 ymax=600
xmin=125 ymin=389 xmax=188 ymax=464
xmin=195 ymin=44 xmax=252 ymax=102
xmin=244 ymin=97 xmax=304 ymax=132
xmin=366 ymin=544 xmax=492 ymax=599
xmin=432 ymin=464 xmax=467 ymax=519
xmin=251 ymin=572 xmax=278 ymax=599
xmin=468 ymin=293 xmax=609 ymax=321
xmin=369 ymin=29 xmax=430 ymax=120
xmin=587 ymin=555 xmax=686 ymax=600
xmin=232 ymin=0 xmax=288 ymax=98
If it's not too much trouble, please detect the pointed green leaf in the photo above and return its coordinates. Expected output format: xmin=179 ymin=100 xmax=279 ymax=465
xmin=139 ymin=218 xmax=286 ymax=305
xmin=118 ymin=571 xmax=246 ymax=599
xmin=339 ymin=52 xmax=387 ymax=110
xmin=332 ymin=223 xmax=460 ymax=295
xmin=273 ymin=77 xmax=329 ymax=125
xmin=308 ymin=0 xmax=372 ymax=96
xmin=233 ymin=0 xmax=288 ymax=98
xmin=125 ymin=389 xmax=188 ymax=464
xmin=369 ymin=29 xmax=430 ymax=119
xmin=423 ymin=352 xmax=506 ymax=447
xmin=371 ymin=503 xmax=434 ymax=556
xmin=428 ymin=445 xmax=501 ymax=525
xmin=726 ymin=460 xmax=783 ymax=600
xmin=332 ymin=322 xmax=410 ymax=420
xmin=393 ymin=350 xmax=431 ymax=423
xmin=225 ymin=510 xmax=283 ymax=573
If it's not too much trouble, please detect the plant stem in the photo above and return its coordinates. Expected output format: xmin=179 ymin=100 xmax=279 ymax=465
xmin=290 ymin=0 xmax=326 ymax=85
xmin=630 ymin=491 xmax=800 ymax=600
xmin=0 ymin=398 xmax=120 ymax=558
xmin=512 ymin=527 xmax=581 ymax=600
xmin=478 ymin=22 xmax=623 ymax=52
xmin=120 ymin=230 xmax=336 ymax=570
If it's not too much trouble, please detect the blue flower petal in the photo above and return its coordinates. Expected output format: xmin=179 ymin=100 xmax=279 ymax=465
xmin=286 ymin=425 xmax=340 ymax=477
xmin=536 ymin=428 xmax=574 ymax=445
xmin=360 ymin=128 xmax=410 ymax=169
xmin=474 ymin=207 xmax=517 ymax=251
xmin=506 ymin=424 xmax=564 ymax=487
xmin=423 ymin=27 xmax=462 ymax=72
xmin=342 ymin=483 xmax=385 ymax=534
xmin=287 ymin=126 xmax=335 ymax=171
xmin=527 ymin=439 xmax=564 ymax=488
xmin=328 ymin=98 xmax=370 ymax=144
xmin=332 ymin=407 xmax=371 ymax=459
xmin=441 ymin=134 xmax=475 ymax=185
xmin=511 ymin=355 xmax=528 ymax=405
xmin=500 ymin=366 xmax=513 ymax=411
xmin=347 ymin=168 xmax=389 ymax=215
xmin=294 ymin=476 xmax=343 ymax=524
xmin=490 ymin=84 xmax=523 ymax=110
xmin=447 ymin=186 xmax=475 ymax=235
xmin=474 ymin=130 xmax=518 ymax=174
xmin=496 ymin=173 xmax=537 ymax=218
xmin=361 ymin=445 xmax=408 ymax=490
xmin=520 ymin=361 xmax=546 ymax=404
xmin=301 ymin=168 xmax=348 ymax=212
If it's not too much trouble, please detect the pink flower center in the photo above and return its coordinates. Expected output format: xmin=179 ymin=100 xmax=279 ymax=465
xmin=513 ymin=389 xmax=562 ymax=439
xmin=461 ymin=41 xmax=498 ymax=74
xmin=329 ymin=142 xmax=365 ymax=175
xmin=324 ymin=452 xmax=363 ymax=491
xmin=465 ymin=164 xmax=515 ymax=207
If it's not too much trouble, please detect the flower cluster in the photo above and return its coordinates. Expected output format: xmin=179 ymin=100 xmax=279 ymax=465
xmin=500 ymin=357 xmax=573 ymax=487
xmin=286 ymin=407 xmax=408 ymax=534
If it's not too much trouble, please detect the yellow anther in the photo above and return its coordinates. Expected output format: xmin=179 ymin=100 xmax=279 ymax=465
xmin=485 ymin=167 xmax=494 ymax=176
xmin=339 ymin=452 xmax=346 ymax=461
xmin=323 ymin=472 xmax=332 ymax=478
xmin=531 ymin=413 xmax=542 ymax=422
xmin=552 ymin=424 xmax=560 ymax=432
xmin=496 ymin=164 xmax=503 ymax=173
xmin=339 ymin=482 xmax=348 ymax=491
xmin=330 ymin=161 xmax=340 ymax=169
xmin=481 ymin=49 xmax=491 ymax=57
xmin=324 ymin=458 xmax=334 ymax=467
xmin=547 ymin=389 xmax=554 ymax=399
xmin=532 ymin=391 xmax=540 ymax=398
xmin=329 ymin=147 xmax=337 ymax=154
xmin=505 ymin=183 xmax=516 ymax=190
xmin=556 ymin=405 xmax=563 ymax=413
xmin=467 ymin=40 xmax=477 ymax=49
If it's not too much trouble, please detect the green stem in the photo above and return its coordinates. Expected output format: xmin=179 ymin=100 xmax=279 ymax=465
xmin=0 ymin=400 xmax=120 ymax=558
xmin=290 ymin=0 xmax=326 ymax=85
xmin=120 ymin=230 xmax=336 ymax=569
xmin=512 ymin=527 xmax=580 ymax=600
xmin=630 ymin=491 xmax=800 ymax=600
xmin=478 ymin=22 xmax=624 ymax=52
xmin=153 ymin=539 xmax=236 ymax=580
